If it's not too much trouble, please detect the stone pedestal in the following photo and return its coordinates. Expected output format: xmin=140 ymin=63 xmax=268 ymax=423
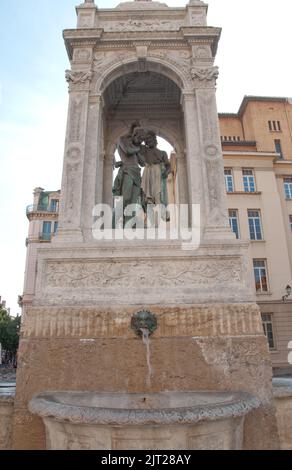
xmin=13 ymin=241 xmax=279 ymax=449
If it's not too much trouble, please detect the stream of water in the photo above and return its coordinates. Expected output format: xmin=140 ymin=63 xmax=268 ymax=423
xmin=140 ymin=328 xmax=153 ymax=387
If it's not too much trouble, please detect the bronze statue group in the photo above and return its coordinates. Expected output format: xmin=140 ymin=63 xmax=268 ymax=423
xmin=112 ymin=122 xmax=171 ymax=227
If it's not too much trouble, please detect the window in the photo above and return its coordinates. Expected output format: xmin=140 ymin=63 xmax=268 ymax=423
xmin=261 ymin=313 xmax=275 ymax=349
xmin=284 ymin=178 xmax=292 ymax=199
xmin=54 ymin=221 xmax=58 ymax=234
xmin=290 ymin=215 xmax=292 ymax=232
xmin=228 ymin=209 xmax=240 ymax=239
xmin=224 ymin=169 xmax=234 ymax=193
xmin=43 ymin=221 xmax=51 ymax=233
xmin=268 ymin=120 xmax=281 ymax=132
xmin=253 ymin=259 xmax=268 ymax=293
xmin=243 ymin=169 xmax=256 ymax=192
xmin=50 ymin=199 xmax=59 ymax=212
xmin=42 ymin=221 xmax=52 ymax=241
xmin=248 ymin=210 xmax=263 ymax=240
xmin=274 ymin=139 xmax=283 ymax=159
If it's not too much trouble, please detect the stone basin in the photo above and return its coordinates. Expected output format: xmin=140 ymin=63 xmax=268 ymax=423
xmin=0 ymin=388 xmax=15 ymax=450
xmin=29 ymin=390 xmax=260 ymax=450
xmin=272 ymin=377 xmax=292 ymax=449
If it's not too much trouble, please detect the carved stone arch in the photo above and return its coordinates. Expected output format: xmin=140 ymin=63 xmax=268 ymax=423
xmin=94 ymin=57 xmax=190 ymax=95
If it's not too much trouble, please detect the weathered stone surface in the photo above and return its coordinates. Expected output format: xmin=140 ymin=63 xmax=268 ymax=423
xmin=13 ymin=304 xmax=278 ymax=449
xmin=28 ymin=390 xmax=259 ymax=450
xmin=273 ymin=378 xmax=292 ymax=450
xmin=0 ymin=394 xmax=14 ymax=450
xmin=21 ymin=304 xmax=262 ymax=339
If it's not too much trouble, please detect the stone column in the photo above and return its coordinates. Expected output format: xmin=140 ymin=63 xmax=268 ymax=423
xmin=182 ymin=91 xmax=205 ymax=229
xmin=103 ymin=155 xmax=114 ymax=220
xmin=176 ymin=152 xmax=189 ymax=205
xmin=81 ymin=94 xmax=104 ymax=241
xmin=55 ymin=69 xmax=93 ymax=243
xmin=191 ymin=66 xmax=234 ymax=240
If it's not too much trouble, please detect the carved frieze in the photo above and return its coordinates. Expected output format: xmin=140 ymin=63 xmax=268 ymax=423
xmin=44 ymin=258 xmax=241 ymax=290
xmin=102 ymin=19 xmax=183 ymax=32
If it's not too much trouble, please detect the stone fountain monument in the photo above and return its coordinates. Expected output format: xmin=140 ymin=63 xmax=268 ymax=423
xmin=12 ymin=0 xmax=279 ymax=449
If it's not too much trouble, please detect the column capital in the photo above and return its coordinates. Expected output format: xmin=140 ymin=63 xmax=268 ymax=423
xmin=65 ymin=69 xmax=93 ymax=92
xmin=191 ymin=66 xmax=219 ymax=88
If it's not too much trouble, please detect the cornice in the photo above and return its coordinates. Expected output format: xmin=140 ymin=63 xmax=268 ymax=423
xmin=63 ymin=27 xmax=220 ymax=59
xmin=223 ymin=151 xmax=277 ymax=158
xmin=27 ymin=213 xmax=59 ymax=222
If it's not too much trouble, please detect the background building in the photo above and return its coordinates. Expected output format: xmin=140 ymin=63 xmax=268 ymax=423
xmin=220 ymin=96 xmax=292 ymax=371
xmin=23 ymin=188 xmax=60 ymax=312
xmin=22 ymin=96 xmax=292 ymax=371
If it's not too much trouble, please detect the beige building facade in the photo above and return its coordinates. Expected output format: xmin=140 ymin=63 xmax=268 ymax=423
xmin=24 ymin=188 xmax=60 ymax=310
xmin=220 ymin=96 xmax=292 ymax=370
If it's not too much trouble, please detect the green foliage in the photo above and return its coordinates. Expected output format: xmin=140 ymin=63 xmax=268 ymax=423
xmin=0 ymin=307 xmax=21 ymax=362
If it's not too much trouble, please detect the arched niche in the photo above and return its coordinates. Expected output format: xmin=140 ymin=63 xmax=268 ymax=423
xmin=97 ymin=67 xmax=188 ymax=208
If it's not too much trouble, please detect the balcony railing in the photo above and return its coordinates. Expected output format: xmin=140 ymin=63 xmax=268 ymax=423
xmin=26 ymin=204 xmax=58 ymax=215
xmin=39 ymin=232 xmax=52 ymax=242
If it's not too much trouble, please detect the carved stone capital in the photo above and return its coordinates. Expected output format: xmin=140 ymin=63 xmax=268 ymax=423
xmin=191 ymin=66 xmax=219 ymax=87
xmin=65 ymin=69 xmax=93 ymax=92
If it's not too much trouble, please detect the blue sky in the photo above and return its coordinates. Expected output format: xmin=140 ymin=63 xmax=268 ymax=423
xmin=0 ymin=0 xmax=291 ymax=314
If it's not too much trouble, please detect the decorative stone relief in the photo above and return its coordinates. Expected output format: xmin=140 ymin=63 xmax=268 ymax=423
xmin=191 ymin=66 xmax=219 ymax=86
xmin=69 ymin=99 xmax=83 ymax=142
xmin=192 ymin=45 xmax=212 ymax=59
xmin=65 ymin=70 xmax=93 ymax=91
xmin=205 ymin=157 xmax=226 ymax=225
xmin=64 ymin=147 xmax=81 ymax=224
xmin=44 ymin=258 xmax=241 ymax=289
xmin=73 ymin=48 xmax=92 ymax=63
xmin=93 ymin=51 xmax=137 ymax=88
xmin=103 ymin=20 xmax=182 ymax=32
xmin=204 ymin=144 xmax=220 ymax=159
xmin=149 ymin=50 xmax=193 ymax=88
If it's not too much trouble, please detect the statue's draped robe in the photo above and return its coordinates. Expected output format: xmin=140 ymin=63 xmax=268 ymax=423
xmin=141 ymin=147 xmax=170 ymax=207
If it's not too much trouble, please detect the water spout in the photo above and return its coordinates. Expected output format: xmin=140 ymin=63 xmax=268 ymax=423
xmin=131 ymin=311 xmax=157 ymax=387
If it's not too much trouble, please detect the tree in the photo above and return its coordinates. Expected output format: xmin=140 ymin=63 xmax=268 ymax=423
xmin=0 ymin=306 xmax=21 ymax=365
